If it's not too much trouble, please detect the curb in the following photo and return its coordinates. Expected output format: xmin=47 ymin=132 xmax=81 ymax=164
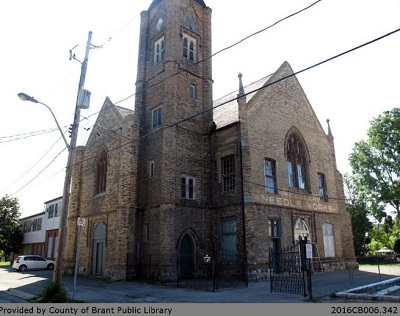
xmin=6 ymin=288 xmax=36 ymax=301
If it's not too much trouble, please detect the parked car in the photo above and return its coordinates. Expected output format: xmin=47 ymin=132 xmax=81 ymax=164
xmin=12 ymin=255 xmax=55 ymax=272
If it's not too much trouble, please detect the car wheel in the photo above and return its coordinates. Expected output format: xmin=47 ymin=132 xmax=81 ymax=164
xmin=19 ymin=265 xmax=27 ymax=272
xmin=47 ymin=263 xmax=54 ymax=270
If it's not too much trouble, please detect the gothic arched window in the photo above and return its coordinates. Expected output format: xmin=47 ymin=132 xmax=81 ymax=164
xmin=294 ymin=218 xmax=311 ymax=241
xmin=286 ymin=133 xmax=307 ymax=190
xmin=95 ymin=150 xmax=107 ymax=194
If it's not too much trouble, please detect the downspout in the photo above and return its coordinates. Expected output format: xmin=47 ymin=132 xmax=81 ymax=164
xmin=237 ymin=73 xmax=248 ymax=287
xmin=238 ymin=121 xmax=248 ymax=287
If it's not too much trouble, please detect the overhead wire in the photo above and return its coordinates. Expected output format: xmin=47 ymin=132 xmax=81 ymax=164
xmin=2 ymin=10 xmax=143 ymax=196
xmin=78 ymin=0 xmax=324 ymax=115
xmin=202 ymin=0 xmax=322 ymax=63
xmin=0 ymin=128 xmax=59 ymax=144
xmin=10 ymin=1 xmax=399 ymax=204
xmin=0 ymin=137 xmax=64 ymax=194
xmin=69 ymin=26 xmax=400 ymax=205
xmin=9 ymin=147 xmax=67 ymax=196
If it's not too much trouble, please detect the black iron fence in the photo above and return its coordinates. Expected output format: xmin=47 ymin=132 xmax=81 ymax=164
xmin=137 ymin=250 xmax=247 ymax=292
xmin=176 ymin=250 xmax=247 ymax=292
xmin=269 ymin=238 xmax=312 ymax=298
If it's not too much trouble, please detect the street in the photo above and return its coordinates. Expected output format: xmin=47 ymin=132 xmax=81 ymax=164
xmin=0 ymin=264 xmax=399 ymax=303
xmin=0 ymin=266 xmax=51 ymax=301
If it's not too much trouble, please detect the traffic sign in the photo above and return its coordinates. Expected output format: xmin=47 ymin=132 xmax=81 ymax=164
xmin=77 ymin=217 xmax=85 ymax=226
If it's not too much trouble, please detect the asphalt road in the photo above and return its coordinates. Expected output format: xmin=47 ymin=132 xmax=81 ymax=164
xmin=0 ymin=264 xmax=399 ymax=303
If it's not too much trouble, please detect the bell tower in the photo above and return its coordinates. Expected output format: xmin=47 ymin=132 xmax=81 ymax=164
xmin=134 ymin=0 xmax=213 ymax=279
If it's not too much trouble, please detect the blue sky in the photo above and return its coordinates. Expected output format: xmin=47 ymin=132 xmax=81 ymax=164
xmin=1 ymin=0 xmax=399 ymax=217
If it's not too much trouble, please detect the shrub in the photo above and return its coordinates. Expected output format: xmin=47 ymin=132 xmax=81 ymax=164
xmin=37 ymin=282 xmax=69 ymax=303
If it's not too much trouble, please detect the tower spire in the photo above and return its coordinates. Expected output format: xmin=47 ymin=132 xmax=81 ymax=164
xmin=326 ymin=119 xmax=334 ymax=139
xmin=238 ymin=73 xmax=245 ymax=99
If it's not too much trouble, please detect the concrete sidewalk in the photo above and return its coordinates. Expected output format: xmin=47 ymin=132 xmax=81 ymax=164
xmin=2 ymin=265 xmax=399 ymax=303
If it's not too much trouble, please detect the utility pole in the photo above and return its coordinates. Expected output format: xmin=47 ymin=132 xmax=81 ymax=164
xmin=53 ymin=31 xmax=93 ymax=285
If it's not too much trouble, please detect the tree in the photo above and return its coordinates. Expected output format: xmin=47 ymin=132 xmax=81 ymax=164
xmin=0 ymin=196 xmax=23 ymax=258
xmin=343 ymin=174 xmax=373 ymax=256
xmin=349 ymin=107 xmax=400 ymax=220
xmin=394 ymin=238 xmax=400 ymax=254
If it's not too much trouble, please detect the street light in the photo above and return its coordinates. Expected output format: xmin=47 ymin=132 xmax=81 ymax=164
xmin=16 ymin=32 xmax=93 ymax=286
xmin=17 ymin=93 xmax=70 ymax=149
xmin=18 ymin=92 xmax=77 ymax=285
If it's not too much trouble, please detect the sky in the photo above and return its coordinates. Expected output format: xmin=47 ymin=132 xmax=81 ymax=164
xmin=1 ymin=0 xmax=399 ymax=218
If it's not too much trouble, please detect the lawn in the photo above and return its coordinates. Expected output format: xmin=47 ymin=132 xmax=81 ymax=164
xmin=359 ymin=263 xmax=400 ymax=267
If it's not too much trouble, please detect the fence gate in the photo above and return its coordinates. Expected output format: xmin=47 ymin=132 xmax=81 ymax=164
xmin=176 ymin=250 xmax=247 ymax=292
xmin=269 ymin=239 xmax=312 ymax=297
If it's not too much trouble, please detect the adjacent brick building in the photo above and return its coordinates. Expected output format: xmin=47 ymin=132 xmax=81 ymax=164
xmin=65 ymin=0 xmax=355 ymax=281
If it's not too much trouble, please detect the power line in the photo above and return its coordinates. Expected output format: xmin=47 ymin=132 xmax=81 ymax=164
xmin=90 ymin=0 xmax=324 ymax=108
xmin=9 ymin=147 xmax=67 ymax=196
xmin=68 ymin=27 xmax=400 ymax=205
xmin=0 ymin=128 xmax=59 ymax=144
xmin=203 ymin=0 xmax=322 ymax=63
xmin=11 ymin=15 xmax=400 ymax=202
xmin=0 ymin=137 xmax=64 ymax=194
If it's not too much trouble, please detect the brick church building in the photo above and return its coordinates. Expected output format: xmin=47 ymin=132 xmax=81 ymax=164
xmin=65 ymin=0 xmax=355 ymax=281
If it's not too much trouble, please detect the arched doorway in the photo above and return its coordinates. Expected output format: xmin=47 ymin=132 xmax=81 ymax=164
xmin=179 ymin=234 xmax=194 ymax=279
xmin=294 ymin=218 xmax=311 ymax=242
xmin=91 ymin=223 xmax=106 ymax=276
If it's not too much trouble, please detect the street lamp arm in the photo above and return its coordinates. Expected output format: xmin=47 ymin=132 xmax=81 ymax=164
xmin=17 ymin=93 xmax=70 ymax=150
xmin=38 ymin=101 xmax=70 ymax=150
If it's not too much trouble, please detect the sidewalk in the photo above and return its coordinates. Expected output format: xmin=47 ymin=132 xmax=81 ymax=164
xmin=2 ymin=265 xmax=399 ymax=303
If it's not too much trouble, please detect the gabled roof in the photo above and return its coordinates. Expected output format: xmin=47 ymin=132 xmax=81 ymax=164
xmin=149 ymin=0 xmax=206 ymax=10
xmin=85 ymin=98 xmax=134 ymax=146
xmin=213 ymin=74 xmax=272 ymax=129
xmin=115 ymin=105 xmax=134 ymax=118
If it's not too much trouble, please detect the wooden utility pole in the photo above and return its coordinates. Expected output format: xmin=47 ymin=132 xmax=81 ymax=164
xmin=53 ymin=31 xmax=93 ymax=285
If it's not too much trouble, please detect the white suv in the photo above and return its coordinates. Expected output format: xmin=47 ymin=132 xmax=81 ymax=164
xmin=12 ymin=255 xmax=55 ymax=272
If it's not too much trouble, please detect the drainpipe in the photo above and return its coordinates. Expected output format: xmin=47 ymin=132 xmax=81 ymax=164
xmin=238 ymin=121 xmax=249 ymax=287
xmin=237 ymin=73 xmax=248 ymax=287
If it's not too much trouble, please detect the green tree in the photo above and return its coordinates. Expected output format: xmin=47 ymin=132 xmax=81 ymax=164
xmin=349 ymin=107 xmax=400 ymax=220
xmin=0 ymin=196 xmax=23 ymax=258
xmin=344 ymin=174 xmax=373 ymax=256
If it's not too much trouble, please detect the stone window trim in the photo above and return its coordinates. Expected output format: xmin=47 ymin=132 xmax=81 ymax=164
xmin=181 ymin=175 xmax=196 ymax=200
xmin=317 ymin=172 xmax=328 ymax=202
xmin=285 ymin=132 xmax=309 ymax=191
xmin=189 ymin=83 xmax=196 ymax=100
xmin=322 ymin=223 xmax=336 ymax=257
xmin=293 ymin=217 xmax=312 ymax=242
xmin=221 ymin=155 xmax=236 ymax=193
xmin=153 ymin=35 xmax=165 ymax=64
xmin=268 ymin=218 xmax=281 ymax=239
xmin=264 ymin=157 xmax=277 ymax=194
xmin=182 ymin=33 xmax=197 ymax=62
xmin=152 ymin=106 xmax=163 ymax=129
xmin=95 ymin=149 xmax=108 ymax=195
xmin=216 ymin=145 xmax=237 ymax=194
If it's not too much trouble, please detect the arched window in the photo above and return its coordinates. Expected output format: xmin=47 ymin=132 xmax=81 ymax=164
xmin=286 ymin=134 xmax=307 ymax=190
xmin=294 ymin=218 xmax=311 ymax=241
xmin=95 ymin=150 xmax=107 ymax=194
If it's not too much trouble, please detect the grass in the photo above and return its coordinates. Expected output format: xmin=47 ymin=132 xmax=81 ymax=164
xmin=359 ymin=263 xmax=400 ymax=267
xmin=0 ymin=261 xmax=11 ymax=267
